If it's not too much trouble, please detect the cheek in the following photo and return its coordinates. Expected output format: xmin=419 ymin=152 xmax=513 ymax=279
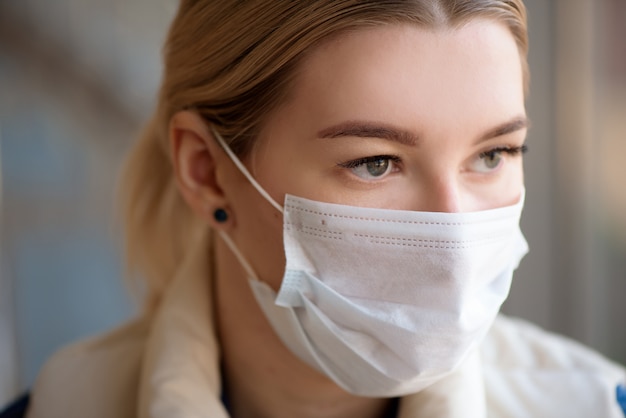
xmin=241 ymin=199 xmax=285 ymax=286
xmin=226 ymin=163 xmax=287 ymax=291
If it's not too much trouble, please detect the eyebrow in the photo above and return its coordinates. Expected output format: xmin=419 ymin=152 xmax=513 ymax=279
xmin=477 ymin=116 xmax=529 ymax=143
xmin=317 ymin=121 xmax=419 ymax=146
xmin=316 ymin=116 xmax=529 ymax=146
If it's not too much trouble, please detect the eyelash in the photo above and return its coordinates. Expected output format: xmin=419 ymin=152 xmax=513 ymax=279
xmin=338 ymin=145 xmax=527 ymax=167
xmin=479 ymin=144 xmax=528 ymax=159
xmin=337 ymin=154 xmax=402 ymax=169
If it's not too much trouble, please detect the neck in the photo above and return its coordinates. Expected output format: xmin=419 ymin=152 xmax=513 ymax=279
xmin=213 ymin=238 xmax=393 ymax=418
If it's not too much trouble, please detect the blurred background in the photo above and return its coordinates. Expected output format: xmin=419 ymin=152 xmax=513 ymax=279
xmin=0 ymin=0 xmax=625 ymax=407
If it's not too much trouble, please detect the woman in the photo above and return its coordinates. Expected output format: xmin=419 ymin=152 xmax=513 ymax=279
xmin=24 ymin=1 xmax=626 ymax=417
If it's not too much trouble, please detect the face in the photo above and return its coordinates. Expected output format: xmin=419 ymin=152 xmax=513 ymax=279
xmin=224 ymin=19 xmax=527 ymax=288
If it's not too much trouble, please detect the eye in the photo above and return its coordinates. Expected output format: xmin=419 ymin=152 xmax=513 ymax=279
xmin=471 ymin=145 xmax=527 ymax=174
xmin=338 ymin=155 xmax=400 ymax=180
xmin=476 ymin=150 xmax=504 ymax=172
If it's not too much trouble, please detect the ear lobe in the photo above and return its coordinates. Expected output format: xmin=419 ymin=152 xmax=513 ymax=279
xmin=169 ymin=111 xmax=231 ymax=226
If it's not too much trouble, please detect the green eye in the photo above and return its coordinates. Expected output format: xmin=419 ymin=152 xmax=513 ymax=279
xmin=472 ymin=150 xmax=504 ymax=173
xmin=482 ymin=151 xmax=503 ymax=170
xmin=472 ymin=145 xmax=527 ymax=174
xmin=364 ymin=158 xmax=390 ymax=177
xmin=339 ymin=155 xmax=399 ymax=180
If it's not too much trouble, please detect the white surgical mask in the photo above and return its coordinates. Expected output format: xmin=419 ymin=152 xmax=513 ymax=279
xmin=213 ymin=128 xmax=528 ymax=397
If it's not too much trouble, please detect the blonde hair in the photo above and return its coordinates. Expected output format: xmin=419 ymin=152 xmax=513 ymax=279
xmin=121 ymin=0 xmax=529 ymax=312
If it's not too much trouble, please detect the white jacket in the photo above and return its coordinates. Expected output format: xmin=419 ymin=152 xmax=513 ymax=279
xmin=27 ymin=241 xmax=626 ymax=418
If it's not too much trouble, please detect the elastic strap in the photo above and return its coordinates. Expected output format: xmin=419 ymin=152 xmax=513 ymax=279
xmin=211 ymin=126 xmax=284 ymax=214
xmin=218 ymin=231 xmax=261 ymax=282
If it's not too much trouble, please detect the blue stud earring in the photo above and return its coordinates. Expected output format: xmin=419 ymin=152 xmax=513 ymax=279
xmin=213 ymin=208 xmax=228 ymax=223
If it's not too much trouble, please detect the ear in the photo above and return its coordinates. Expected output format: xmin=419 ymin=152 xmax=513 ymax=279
xmin=170 ymin=110 xmax=234 ymax=229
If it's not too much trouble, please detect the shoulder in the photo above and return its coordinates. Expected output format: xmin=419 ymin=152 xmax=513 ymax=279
xmin=483 ymin=315 xmax=625 ymax=376
xmin=481 ymin=315 xmax=626 ymax=417
xmin=27 ymin=317 xmax=151 ymax=418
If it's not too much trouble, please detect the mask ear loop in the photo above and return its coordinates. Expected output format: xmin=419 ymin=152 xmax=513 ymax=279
xmin=210 ymin=126 xmax=284 ymax=282
xmin=210 ymin=126 xmax=284 ymax=214
xmin=218 ymin=230 xmax=262 ymax=282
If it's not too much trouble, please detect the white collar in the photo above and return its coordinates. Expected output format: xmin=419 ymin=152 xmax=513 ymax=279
xmin=137 ymin=232 xmax=228 ymax=418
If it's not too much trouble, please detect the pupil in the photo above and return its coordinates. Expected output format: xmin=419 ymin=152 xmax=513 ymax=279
xmin=366 ymin=159 xmax=389 ymax=176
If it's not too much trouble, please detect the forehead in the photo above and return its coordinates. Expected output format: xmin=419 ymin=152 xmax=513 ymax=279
xmin=282 ymin=19 xmax=525 ymax=137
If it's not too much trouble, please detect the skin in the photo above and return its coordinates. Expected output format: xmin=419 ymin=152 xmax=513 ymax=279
xmin=171 ymin=19 xmax=527 ymax=418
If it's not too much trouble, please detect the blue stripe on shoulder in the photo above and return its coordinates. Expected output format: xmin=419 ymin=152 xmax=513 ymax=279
xmin=617 ymin=384 xmax=626 ymax=416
